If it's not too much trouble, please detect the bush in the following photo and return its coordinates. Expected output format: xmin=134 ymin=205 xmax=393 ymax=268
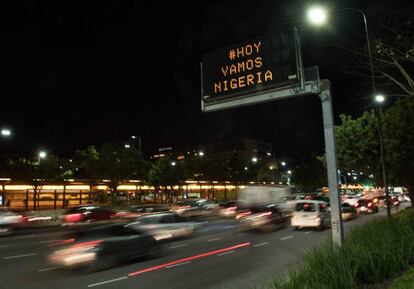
xmin=268 ymin=209 xmax=414 ymax=289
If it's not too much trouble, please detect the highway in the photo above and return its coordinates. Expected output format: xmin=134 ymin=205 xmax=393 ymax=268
xmin=0 ymin=204 xmax=408 ymax=289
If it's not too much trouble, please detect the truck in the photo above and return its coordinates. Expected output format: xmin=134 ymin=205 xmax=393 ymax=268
xmin=237 ymin=185 xmax=295 ymax=214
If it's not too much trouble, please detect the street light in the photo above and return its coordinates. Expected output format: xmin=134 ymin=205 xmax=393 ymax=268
xmin=39 ymin=151 xmax=47 ymax=159
xmin=281 ymin=161 xmax=286 ymax=167
xmin=252 ymin=157 xmax=258 ymax=163
xmin=1 ymin=129 xmax=11 ymax=137
xmin=307 ymin=6 xmax=391 ymax=219
xmin=307 ymin=6 xmax=327 ymax=26
xmin=375 ymin=94 xmax=385 ymax=103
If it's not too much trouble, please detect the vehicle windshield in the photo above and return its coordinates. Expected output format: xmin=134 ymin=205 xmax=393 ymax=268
xmin=295 ymin=203 xmax=317 ymax=212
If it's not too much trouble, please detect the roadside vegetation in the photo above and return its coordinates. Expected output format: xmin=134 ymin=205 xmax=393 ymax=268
xmin=267 ymin=208 xmax=414 ymax=289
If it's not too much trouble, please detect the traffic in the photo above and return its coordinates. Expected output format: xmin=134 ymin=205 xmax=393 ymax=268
xmin=0 ymin=186 xmax=409 ymax=289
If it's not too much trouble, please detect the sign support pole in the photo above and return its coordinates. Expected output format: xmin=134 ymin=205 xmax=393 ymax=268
xmin=319 ymin=79 xmax=344 ymax=250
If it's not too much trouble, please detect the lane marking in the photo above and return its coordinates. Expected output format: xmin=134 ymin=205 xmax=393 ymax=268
xmin=39 ymin=239 xmax=61 ymax=244
xmin=305 ymin=231 xmax=312 ymax=234
xmin=4 ymin=253 xmax=36 ymax=259
xmin=12 ymin=234 xmax=36 ymax=239
xmin=208 ymin=237 xmax=222 ymax=242
xmin=254 ymin=242 xmax=269 ymax=247
xmin=37 ymin=266 xmax=64 ymax=272
xmin=167 ymin=244 xmax=188 ymax=249
xmin=166 ymin=261 xmax=191 ymax=268
xmin=280 ymin=236 xmax=294 ymax=241
xmin=238 ymin=233 xmax=248 ymax=236
xmin=0 ymin=245 xmax=8 ymax=248
xmin=87 ymin=276 xmax=127 ymax=288
xmin=128 ymin=242 xmax=251 ymax=277
xmin=217 ymin=250 xmax=235 ymax=256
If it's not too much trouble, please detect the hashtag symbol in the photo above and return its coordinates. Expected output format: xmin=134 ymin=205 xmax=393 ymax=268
xmin=228 ymin=50 xmax=236 ymax=60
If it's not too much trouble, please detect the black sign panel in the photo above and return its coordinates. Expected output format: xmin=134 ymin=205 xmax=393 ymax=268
xmin=201 ymin=27 xmax=301 ymax=102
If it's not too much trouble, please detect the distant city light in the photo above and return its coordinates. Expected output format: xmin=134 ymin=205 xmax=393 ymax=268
xmin=125 ymin=144 xmax=130 ymax=148
xmin=252 ymin=157 xmax=258 ymax=163
xmin=287 ymin=170 xmax=292 ymax=175
xmin=199 ymin=151 xmax=204 ymax=156
xmin=269 ymin=166 xmax=274 ymax=170
xmin=353 ymin=176 xmax=357 ymax=180
xmin=1 ymin=129 xmax=11 ymax=136
xmin=39 ymin=151 xmax=47 ymax=159
xmin=244 ymin=166 xmax=248 ymax=170
xmin=281 ymin=161 xmax=286 ymax=166
xmin=131 ymin=135 xmax=136 ymax=139
xmin=171 ymin=161 xmax=176 ymax=166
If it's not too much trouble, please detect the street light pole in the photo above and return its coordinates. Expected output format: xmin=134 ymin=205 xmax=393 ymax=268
xmin=308 ymin=7 xmax=391 ymax=218
xmin=375 ymin=96 xmax=391 ymax=217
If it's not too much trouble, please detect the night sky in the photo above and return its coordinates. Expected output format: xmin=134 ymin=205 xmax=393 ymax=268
xmin=0 ymin=0 xmax=405 ymax=160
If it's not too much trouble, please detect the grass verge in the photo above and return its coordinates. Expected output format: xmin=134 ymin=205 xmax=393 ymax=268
xmin=388 ymin=266 xmax=414 ymax=289
xmin=267 ymin=208 xmax=414 ymax=289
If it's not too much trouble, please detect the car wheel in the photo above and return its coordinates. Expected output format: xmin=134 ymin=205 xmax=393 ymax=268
xmin=317 ymin=221 xmax=324 ymax=231
xmin=0 ymin=226 xmax=13 ymax=236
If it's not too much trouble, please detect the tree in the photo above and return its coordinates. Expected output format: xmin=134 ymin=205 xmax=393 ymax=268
xmin=335 ymin=111 xmax=381 ymax=184
xmin=340 ymin=12 xmax=414 ymax=98
xmin=75 ymin=144 xmax=147 ymax=206
xmin=291 ymin=157 xmax=327 ymax=192
xmin=148 ymin=157 xmax=186 ymax=203
xmin=383 ymin=96 xmax=414 ymax=203
xmin=6 ymin=155 xmax=68 ymax=209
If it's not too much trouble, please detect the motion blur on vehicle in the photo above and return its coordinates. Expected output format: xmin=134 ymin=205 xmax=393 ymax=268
xmin=237 ymin=204 xmax=288 ymax=232
xmin=49 ymin=223 xmax=160 ymax=271
xmin=128 ymin=212 xmax=199 ymax=241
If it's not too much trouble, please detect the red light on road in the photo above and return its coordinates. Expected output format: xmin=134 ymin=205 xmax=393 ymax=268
xmin=128 ymin=242 xmax=251 ymax=277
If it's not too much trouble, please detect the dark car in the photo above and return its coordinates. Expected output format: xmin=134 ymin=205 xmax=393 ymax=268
xmin=341 ymin=203 xmax=358 ymax=221
xmin=170 ymin=199 xmax=217 ymax=218
xmin=49 ymin=223 xmax=160 ymax=271
xmin=355 ymin=198 xmax=379 ymax=214
xmin=237 ymin=204 xmax=288 ymax=232
xmin=62 ymin=205 xmax=116 ymax=226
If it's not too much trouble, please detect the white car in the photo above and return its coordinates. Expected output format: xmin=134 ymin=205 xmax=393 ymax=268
xmin=341 ymin=194 xmax=360 ymax=206
xmin=0 ymin=207 xmax=24 ymax=236
xmin=129 ymin=212 xmax=199 ymax=241
xmin=291 ymin=200 xmax=331 ymax=230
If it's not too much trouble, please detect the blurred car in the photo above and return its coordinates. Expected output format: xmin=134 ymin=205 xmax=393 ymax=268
xmin=115 ymin=204 xmax=170 ymax=219
xmin=237 ymin=204 xmax=288 ymax=232
xmin=0 ymin=207 xmax=24 ymax=236
xmin=341 ymin=203 xmax=358 ymax=221
xmin=389 ymin=195 xmax=400 ymax=207
xmin=341 ymin=194 xmax=360 ymax=206
xmin=129 ymin=212 xmax=199 ymax=241
xmin=355 ymin=198 xmax=378 ymax=214
xmin=216 ymin=200 xmax=250 ymax=218
xmin=61 ymin=205 xmax=117 ymax=226
xmin=49 ymin=223 xmax=160 ymax=271
xmin=170 ymin=199 xmax=217 ymax=218
xmin=291 ymin=200 xmax=331 ymax=230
